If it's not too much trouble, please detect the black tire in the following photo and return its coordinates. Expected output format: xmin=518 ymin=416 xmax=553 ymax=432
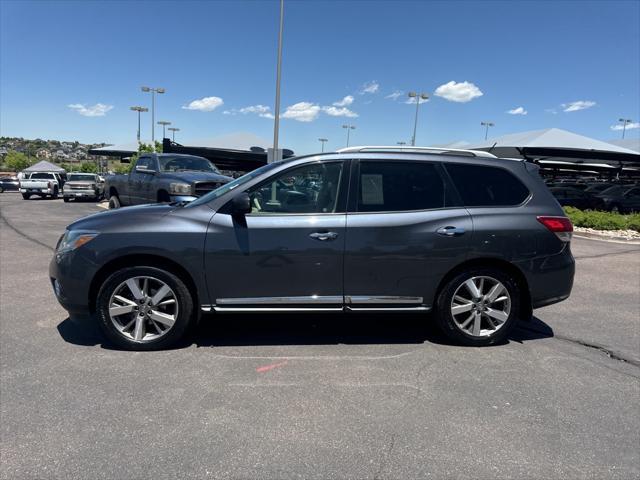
xmin=108 ymin=195 xmax=121 ymax=209
xmin=51 ymin=187 xmax=59 ymax=199
xmin=0 ymin=186 xmax=4 ymax=193
xmin=435 ymin=267 xmax=521 ymax=346
xmin=96 ymin=266 xmax=194 ymax=350
xmin=21 ymin=193 xmax=31 ymax=200
xmin=63 ymin=197 xmax=70 ymax=203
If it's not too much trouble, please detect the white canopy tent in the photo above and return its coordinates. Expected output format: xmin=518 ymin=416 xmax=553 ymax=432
xmin=22 ymin=160 xmax=66 ymax=173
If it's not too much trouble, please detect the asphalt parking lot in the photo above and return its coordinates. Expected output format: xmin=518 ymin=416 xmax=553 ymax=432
xmin=1 ymin=192 xmax=639 ymax=479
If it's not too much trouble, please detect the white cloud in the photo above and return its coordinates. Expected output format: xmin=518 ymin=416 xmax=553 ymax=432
xmin=67 ymin=103 xmax=113 ymax=117
xmin=561 ymin=100 xmax=596 ymax=112
xmin=282 ymin=102 xmax=321 ymax=122
xmin=507 ymin=106 xmax=527 ymax=115
xmin=359 ymin=81 xmax=379 ymax=95
xmin=405 ymin=96 xmax=429 ymax=105
xmin=385 ymin=90 xmax=404 ymax=101
xmin=224 ymin=104 xmax=274 ymax=119
xmin=610 ymin=122 xmax=640 ymax=131
xmin=332 ymin=95 xmax=354 ymax=107
xmin=545 ymin=108 xmax=558 ymax=115
xmin=434 ymin=81 xmax=483 ymax=103
xmin=182 ymin=96 xmax=224 ymax=112
xmin=322 ymin=106 xmax=358 ymax=118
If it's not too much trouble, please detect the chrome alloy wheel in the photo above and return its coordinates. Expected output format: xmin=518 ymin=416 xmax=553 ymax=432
xmin=450 ymin=276 xmax=511 ymax=337
xmin=108 ymin=276 xmax=179 ymax=343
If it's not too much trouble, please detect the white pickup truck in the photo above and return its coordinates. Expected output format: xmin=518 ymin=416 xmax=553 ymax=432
xmin=19 ymin=172 xmax=63 ymax=200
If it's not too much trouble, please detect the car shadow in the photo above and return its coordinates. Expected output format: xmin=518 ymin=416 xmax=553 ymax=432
xmin=56 ymin=312 xmax=554 ymax=350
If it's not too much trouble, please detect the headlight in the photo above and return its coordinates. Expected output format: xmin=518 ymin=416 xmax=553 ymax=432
xmin=169 ymin=182 xmax=191 ymax=195
xmin=56 ymin=230 xmax=98 ymax=253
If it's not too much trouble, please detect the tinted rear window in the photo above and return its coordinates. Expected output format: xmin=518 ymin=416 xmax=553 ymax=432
xmin=357 ymin=161 xmax=448 ymax=212
xmin=445 ymin=164 xmax=529 ymax=207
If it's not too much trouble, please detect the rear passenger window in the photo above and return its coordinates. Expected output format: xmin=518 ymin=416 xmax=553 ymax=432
xmin=357 ymin=161 xmax=448 ymax=212
xmin=445 ymin=164 xmax=530 ymax=207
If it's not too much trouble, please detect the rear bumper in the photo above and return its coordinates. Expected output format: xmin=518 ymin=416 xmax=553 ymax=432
xmin=517 ymin=245 xmax=575 ymax=309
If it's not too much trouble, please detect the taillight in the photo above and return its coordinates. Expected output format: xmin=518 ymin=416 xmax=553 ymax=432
xmin=537 ymin=216 xmax=573 ymax=242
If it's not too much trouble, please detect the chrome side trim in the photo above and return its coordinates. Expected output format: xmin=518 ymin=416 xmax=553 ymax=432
xmin=347 ymin=306 xmax=431 ymax=312
xmin=345 ymin=295 xmax=423 ymax=305
xmin=213 ymin=307 xmax=343 ymax=312
xmin=216 ymin=295 xmax=343 ymax=305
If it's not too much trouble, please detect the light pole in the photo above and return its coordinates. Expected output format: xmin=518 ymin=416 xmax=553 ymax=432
xmin=168 ymin=127 xmax=180 ymax=142
xmin=271 ymin=0 xmax=285 ymax=162
xmin=397 ymin=141 xmax=407 ymax=146
xmin=318 ymin=138 xmax=328 ymax=152
xmin=129 ymin=106 xmax=148 ymax=144
xmin=342 ymin=125 xmax=356 ymax=147
xmin=157 ymin=121 xmax=171 ymax=139
xmin=618 ymin=118 xmax=633 ymax=139
xmin=408 ymin=91 xmax=429 ymax=146
xmin=481 ymin=121 xmax=495 ymax=141
xmin=141 ymin=86 xmax=165 ymax=145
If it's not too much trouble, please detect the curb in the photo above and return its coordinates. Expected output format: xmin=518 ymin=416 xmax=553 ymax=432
xmin=573 ymin=231 xmax=640 ymax=245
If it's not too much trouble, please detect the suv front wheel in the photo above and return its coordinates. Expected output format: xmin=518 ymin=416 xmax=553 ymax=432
xmin=96 ymin=266 xmax=194 ymax=350
xmin=435 ymin=268 xmax=520 ymax=346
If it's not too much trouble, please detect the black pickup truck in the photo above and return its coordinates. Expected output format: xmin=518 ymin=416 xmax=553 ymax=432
xmin=105 ymin=153 xmax=232 ymax=208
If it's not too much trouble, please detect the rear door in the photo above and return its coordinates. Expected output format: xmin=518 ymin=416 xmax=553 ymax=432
xmin=344 ymin=160 xmax=471 ymax=310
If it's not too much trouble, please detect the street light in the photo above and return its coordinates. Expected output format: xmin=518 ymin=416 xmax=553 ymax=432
xmin=318 ymin=138 xmax=328 ymax=152
xmin=408 ymin=91 xmax=429 ymax=146
xmin=271 ymin=0 xmax=285 ymax=162
xmin=481 ymin=121 xmax=495 ymax=141
xmin=397 ymin=141 xmax=407 ymax=146
xmin=141 ymin=86 xmax=165 ymax=145
xmin=129 ymin=106 xmax=148 ymax=144
xmin=342 ymin=125 xmax=356 ymax=147
xmin=168 ymin=127 xmax=180 ymax=142
xmin=157 ymin=121 xmax=171 ymax=139
xmin=618 ymin=118 xmax=633 ymax=139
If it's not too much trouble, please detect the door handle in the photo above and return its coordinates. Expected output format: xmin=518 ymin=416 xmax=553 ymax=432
xmin=309 ymin=231 xmax=338 ymax=241
xmin=436 ymin=226 xmax=466 ymax=236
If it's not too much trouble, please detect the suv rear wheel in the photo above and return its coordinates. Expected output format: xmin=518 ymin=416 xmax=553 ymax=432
xmin=96 ymin=266 xmax=194 ymax=350
xmin=108 ymin=195 xmax=121 ymax=209
xmin=435 ymin=268 xmax=520 ymax=346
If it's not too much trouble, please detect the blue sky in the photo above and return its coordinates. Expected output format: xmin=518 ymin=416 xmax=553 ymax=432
xmin=1 ymin=0 xmax=639 ymax=154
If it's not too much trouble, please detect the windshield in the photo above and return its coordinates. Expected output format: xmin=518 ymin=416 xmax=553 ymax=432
xmin=186 ymin=162 xmax=284 ymax=208
xmin=29 ymin=173 xmax=54 ymax=180
xmin=599 ymin=185 xmax=624 ymax=196
xmin=68 ymin=174 xmax=95 ymax=181
xmin=159 ymin=155 xmax=220 ymax=174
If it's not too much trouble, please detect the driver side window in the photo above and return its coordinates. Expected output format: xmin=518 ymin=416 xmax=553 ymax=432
xmin=247 ymin=162 xmax=343 ymax=215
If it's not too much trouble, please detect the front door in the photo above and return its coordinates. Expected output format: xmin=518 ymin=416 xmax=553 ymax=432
xmin=344 ymin=160 xmax=472 ymax=310
xmin=205 ymin=160 xmax=348 ymax=310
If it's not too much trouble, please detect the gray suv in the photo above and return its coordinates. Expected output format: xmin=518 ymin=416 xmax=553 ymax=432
xmin=50 ymin=146 xmax=575 ymax=350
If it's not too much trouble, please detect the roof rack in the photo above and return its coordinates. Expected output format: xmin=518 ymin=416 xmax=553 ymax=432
xmin=335 ymin=146 xmax=498 ymax=159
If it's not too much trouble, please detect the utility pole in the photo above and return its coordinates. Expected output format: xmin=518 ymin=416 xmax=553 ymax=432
xmin=618 ymin=118 xmax=633 ymax=139
xmin=318 ymin=138 xmax=328 ymax=152
xmin=271 ymin=0 xmax=285 ymax=162
xmin=130 ymin=106 xmax=148 ymax=144
xmin=342 ymin=125 xmax=356 ymax=147
xmin=141 ymin=86 xmax=165 ymax=146
xmin=408 ymin=91 xmax=429 ymax=146
xmin=481 ymin=121 xmax=494 ymax=141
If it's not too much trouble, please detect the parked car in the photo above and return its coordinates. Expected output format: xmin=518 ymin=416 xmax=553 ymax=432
xmin=0 ymin=176 xmax=20 ymax=193
xmin=105 ymin=153 xmax=232 ymax=208
xmin=548 ymin=187 xmax=605 ymax=210
xmin=63 ymin=173 xmax=105 ymax=202
xmin=50 ymin=146 xmax=575 ymax=350
xmin=584 ymin=183 xmax=615 ymax=194
xmin=597 ymin=186 xmax=640 ymax=213
xmin=19 ymin=172 xmax=62 ymax=199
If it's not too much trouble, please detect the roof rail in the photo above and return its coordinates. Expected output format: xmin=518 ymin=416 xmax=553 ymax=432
xmin=335 ymin=145 xmax=498 ymax=159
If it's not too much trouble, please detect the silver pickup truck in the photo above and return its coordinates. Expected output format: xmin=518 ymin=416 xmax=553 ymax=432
xmin=20 ymin=172 xmax=63 ymax=200
xmin=63 ymin=173 xmax=105 ymax=202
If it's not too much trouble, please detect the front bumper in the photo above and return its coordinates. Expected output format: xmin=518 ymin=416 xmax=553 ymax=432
xmin=20 ymin=188 xmax=52 ymax=194
xmin=63 ymin=190 xmax=98 ymax=198
xmin=49 ymin=249 xmax=95 ymax=315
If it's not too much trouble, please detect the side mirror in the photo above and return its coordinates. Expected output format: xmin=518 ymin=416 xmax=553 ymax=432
xmin=231 ymin=192 xmax=251 ymax=216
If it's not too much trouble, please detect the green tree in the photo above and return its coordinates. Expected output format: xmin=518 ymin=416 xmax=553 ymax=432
xmin=3 ymin=151 xmax=34 ymax=172
xmin=79 ymin=161 xmax=98 ymax=173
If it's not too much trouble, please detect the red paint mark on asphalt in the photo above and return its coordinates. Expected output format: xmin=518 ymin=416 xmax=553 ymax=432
xmin=256 ymin=360 xmax=289 ymax=373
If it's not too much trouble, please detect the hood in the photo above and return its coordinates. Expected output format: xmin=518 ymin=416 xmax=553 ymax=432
xmin=68 ymin=203 xmax=175 ymax=231
xmin=161 ymin=171 xmax=233 ymax=183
